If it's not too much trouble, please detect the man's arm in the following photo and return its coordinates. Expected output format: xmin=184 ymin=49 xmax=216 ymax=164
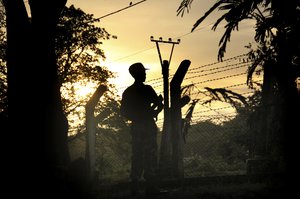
xmin=120 ymin=91 xmax=132 ymax=120
xmin=149 ymin=86 xmax=164 ymax=120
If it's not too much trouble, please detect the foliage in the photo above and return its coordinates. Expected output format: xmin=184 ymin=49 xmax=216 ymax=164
xmin=1 ymin=3 xmax=129 ymax=181
xmin=177 ymin=0 xmax=300 ymax=82
xmin=178 ymin=0 xmax=272 ymax=61
xmin=183 ymin=86 xmax=264 ymax=176
xmin=56 ymin=5 xmax=115 ymax=118
xmin=184 ymin=154 xmax=246 ymax=177
xmin=184 ymin=120 xmax=247 ymax=176
xmin=69 ymin=107 xmax=131 ymax=183
xmin=94 ymin=97 xmax=131 ymax=182
xmin=0 ymin=6 xmax=7 ymax=116
xmin=56 ymin=5 xmax=113 ymax=86
xmin=55 ymin=5 xmax=132 ymax=181
xmin=68 ymin=95 xmax=132 ymax=182
xmin=203 ymin=87 xmax=248 ymax=109
xmin=178 ymin=0 xmax=300 ymax=167
xmin=0 ymin=4 xmax=120 ymax=134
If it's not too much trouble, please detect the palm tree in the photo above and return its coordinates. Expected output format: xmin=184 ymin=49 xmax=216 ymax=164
xmin=178 ymin=0 xmax=300 ymax=173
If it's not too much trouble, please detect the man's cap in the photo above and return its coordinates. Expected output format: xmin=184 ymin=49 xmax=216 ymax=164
xmin=129 ymin=62 xmax=149 ymax=76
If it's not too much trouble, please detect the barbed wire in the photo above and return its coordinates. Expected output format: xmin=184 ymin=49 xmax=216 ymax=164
xmin=188 ymin=80 xmax=262 ymax=98
xmin=187 ymin=60 xmax=250 ymax=75
xmin=191 ymin=72 xmax=247 ymax=86
xmin=144 ymin=54 xmax=250 ymax=85
xmin=117 ymin=53 xmax=252 ymax=91
xmin=153 ymin=71 xmax=249 ymax=89
xmin=151 ymin=72 xmax=248 ymax=90
xmin=184 ymin=63 xmax=248 ymax=81
xmin=188 ymin=54 xmax=248 ymax=72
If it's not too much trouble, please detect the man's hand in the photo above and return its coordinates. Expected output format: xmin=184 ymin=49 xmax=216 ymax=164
xmin=152 ymin=94 xmax=164 ymax=121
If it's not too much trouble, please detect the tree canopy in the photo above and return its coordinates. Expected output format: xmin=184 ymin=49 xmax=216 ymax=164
xmin=0 ymin=4 xmax=120 ymax=135
xmin=178 ymin=0 xmax=300 ymax=174
xmin=0 ymin=6 xmax=7 ymax=117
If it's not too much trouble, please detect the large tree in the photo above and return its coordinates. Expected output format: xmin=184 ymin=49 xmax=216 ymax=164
xmin=0 ymin=4 xmax=116 ymax=133
xmin=1 ymin=2 xmax=118 ymax=196
xmin=0 ymin=5 xmax=7 ymax=123
xmin=178 ymin=0 xmax=300 ymax=175
xmin=1 ymin=0 xmax=76 ymax=197
xmin=56 ymin=5 xmax=114 ymax=134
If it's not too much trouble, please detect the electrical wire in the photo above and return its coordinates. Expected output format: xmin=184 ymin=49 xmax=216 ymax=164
xmin=97 ymin=0 xmax=147 ymax=20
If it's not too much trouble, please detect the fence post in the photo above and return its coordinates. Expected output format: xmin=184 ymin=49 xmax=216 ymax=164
xmin=85 ymin=85 xmax=107 ymax=185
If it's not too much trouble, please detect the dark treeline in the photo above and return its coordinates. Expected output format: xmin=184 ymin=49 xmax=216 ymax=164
xmin=0 ymin=0 xmax=299 ymax=198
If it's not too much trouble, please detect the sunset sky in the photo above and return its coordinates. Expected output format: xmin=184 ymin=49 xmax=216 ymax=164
xmin=66 ymin=0 xmax=261 ymax=125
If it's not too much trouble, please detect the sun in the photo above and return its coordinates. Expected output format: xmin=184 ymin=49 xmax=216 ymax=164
xmin=74 ymin=81 xmax=97 ymax=99
xmin=76 ymin=86 xmax=94 ymax=97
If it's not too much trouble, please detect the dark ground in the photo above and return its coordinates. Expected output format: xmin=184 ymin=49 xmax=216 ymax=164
xmin=89 ymin=174 xmax=291 ymax=199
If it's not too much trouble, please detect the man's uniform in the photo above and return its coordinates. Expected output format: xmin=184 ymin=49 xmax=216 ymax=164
xmin=121 ymin=82 xmax=162 ymax=183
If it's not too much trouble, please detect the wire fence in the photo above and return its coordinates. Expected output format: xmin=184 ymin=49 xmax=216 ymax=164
xmin=68 ymin=112 xmax=250 ymax=184
xmin=183 ymin=117 xmax=249 ymax=178
xmin=68 ymin=54 xmax=262 ymax=184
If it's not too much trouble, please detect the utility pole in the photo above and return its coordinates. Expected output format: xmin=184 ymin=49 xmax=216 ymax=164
xmin=85 ymin=85 xmax=107 ymax=186
xmin=150 ymin=36 xmax=180 ymax=67
xmin=150 ymin=36 xmax=180 ymax=178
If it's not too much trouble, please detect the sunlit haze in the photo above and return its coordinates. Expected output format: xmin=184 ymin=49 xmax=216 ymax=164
xmin=66 ymin=0 xmax=260 ymax=127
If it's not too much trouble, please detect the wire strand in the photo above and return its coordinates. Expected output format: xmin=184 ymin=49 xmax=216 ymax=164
xmin=97 ymin=0 xmax=147 ymax=20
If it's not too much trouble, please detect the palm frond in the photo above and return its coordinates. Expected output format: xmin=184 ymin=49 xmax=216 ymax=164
xmin=204 ymin=87 xmax=248 ymax=108
xmin=217 ymin=24 xmax=236 ymax=61
xmin=247 ymin=56 xmax=263 ymax=87
xmin=192 ymin=1 xmax=223 ymax=31
xmin=210 ymin=0 xmax=262 ymax=60
xmin=177 ymin=0 xmax=194 ymax=17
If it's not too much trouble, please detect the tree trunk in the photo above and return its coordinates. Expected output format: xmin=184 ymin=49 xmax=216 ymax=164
xmin=29 ymin=0 xmax=69 ymax=168
xmin=275 ymin=29 xmax=300 ymax=176
xmin=170 ymin=60 xmax=190 ymax=179
xmin=276 ymin=64 xmax=300 ymax=175
xmin=254 ymin=61 xmax=274 ymax=158
xmin=4 ymin=0 xmax=69 ymax=197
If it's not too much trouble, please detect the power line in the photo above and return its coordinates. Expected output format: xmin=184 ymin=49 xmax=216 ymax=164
xmin=97 ymin=0 xmax=147 ymax=20
xmin=106 ymin=22 xmax=216 ymax=64
xmin=174 ymin=22 xmax=214 ymax=39
xmin=108 ymin=46 xmax=156 ymax=64
xmin=3 ymin=1 xmax=147 ymax=24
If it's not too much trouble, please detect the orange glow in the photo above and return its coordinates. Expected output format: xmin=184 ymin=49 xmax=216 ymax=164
xmin=65 ymin=0 xmax=259 ymax=131
xmin=74 ymin=81 xmax=97 ymax=100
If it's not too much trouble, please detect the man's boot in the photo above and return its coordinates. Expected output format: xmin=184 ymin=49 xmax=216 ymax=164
xmin=131 ymin=180 xmax=140 ymax=197
xmin=145 ymin=181 xmax=168 ymax=197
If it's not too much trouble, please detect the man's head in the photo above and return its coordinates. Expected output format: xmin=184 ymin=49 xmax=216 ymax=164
xmin=129 ymin=62 xmax=148 ymax=82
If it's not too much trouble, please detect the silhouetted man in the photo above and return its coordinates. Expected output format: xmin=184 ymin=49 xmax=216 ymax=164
xmin=120 ymin=62 xmax=163 ymax=196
